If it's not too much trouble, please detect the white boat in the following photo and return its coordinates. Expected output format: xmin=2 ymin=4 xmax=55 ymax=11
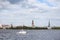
xmin=17 ymin=27 xmax=27 ymax=34
xmin=17 ymin=25 xmax=27 ymax=34
xmin=17 ymin=30 xmax=26 ymax=34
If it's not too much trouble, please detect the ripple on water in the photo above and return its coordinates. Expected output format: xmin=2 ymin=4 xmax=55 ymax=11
xmin=0 ymin=30 xmax=60 ymax=40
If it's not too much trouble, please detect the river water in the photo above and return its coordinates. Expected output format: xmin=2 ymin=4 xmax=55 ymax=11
xmin=0 ymin=29 xmax=60 ymax=40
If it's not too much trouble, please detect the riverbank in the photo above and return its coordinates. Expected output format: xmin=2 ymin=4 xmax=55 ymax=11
xmin=0 ymin=26 xmax=60 ymax=30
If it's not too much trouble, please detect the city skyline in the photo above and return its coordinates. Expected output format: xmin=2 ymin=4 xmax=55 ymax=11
xmin=0 ymin=0 xmax=60 ymax=26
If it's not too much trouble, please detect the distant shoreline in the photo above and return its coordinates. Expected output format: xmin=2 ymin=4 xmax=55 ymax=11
xmin=0 ymin=26 xmax=60 ymax=30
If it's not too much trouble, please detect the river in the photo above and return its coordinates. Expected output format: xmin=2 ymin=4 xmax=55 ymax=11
xmin=0 ymin=29 xmax=60 ymax=40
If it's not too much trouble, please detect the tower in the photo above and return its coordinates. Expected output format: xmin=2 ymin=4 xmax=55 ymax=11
xmin=32 ymin=20 xmax=34 ymax=27
xmin=48 ymin=20 xmax=50 ymax=27
xmin=48 ymin=20 xmax=51 ymax=29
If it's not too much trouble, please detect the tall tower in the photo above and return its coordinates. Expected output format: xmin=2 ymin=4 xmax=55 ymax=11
xmin=47 ymin=20 xmax=51 ymax=29
xmin=48 ymin=20 xmax=50 ymax=27
xmin=32 ymin=20 xmax=34 ymax=27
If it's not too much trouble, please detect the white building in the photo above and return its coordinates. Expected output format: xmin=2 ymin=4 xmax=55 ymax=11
xmin=0 ymin=24 xmax=2 ymax=28
xmin=2 ymin=24 xmax=11 ymax=29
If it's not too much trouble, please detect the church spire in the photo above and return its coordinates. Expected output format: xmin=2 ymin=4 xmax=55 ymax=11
xmin=48 ymin=20 xmax=50 ymax=27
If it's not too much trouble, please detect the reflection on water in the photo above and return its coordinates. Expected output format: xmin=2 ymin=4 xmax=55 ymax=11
xmin=0 ymin=29 xmax=60 ymax=40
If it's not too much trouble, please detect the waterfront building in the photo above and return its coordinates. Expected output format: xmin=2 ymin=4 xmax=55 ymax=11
xmin=2 ymin=24 xmax=11 ymax=29
xmin=0 ymin=24 xmax=2 ymax=28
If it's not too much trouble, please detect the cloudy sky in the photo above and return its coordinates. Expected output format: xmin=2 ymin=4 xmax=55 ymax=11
xmin=0 ymin=0 xmax=60 ymax=26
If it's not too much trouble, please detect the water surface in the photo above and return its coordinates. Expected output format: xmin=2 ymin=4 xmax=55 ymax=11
xmin=0 ymin=29 xmax=60 ymax=40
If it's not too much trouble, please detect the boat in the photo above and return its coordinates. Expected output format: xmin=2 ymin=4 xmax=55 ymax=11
xmin=17 ymin=26 xmax=27 ymax=34
xmin=17 ymin=29 xmax=26 ymax=34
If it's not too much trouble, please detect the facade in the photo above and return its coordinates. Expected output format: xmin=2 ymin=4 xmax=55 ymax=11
xmin=0 ymin=24 xmax=2 ymax=28
xmin=2 ymin=24 xmax=11 ymax=28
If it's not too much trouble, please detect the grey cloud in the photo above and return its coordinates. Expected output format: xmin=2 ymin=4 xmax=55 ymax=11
xmin=7 ymin=0 xmax=24 ymax=4
xmin=55 ymin=0 xmax=60 ymax=2
xmin=21 ymin=3 xmax=37 ymax=9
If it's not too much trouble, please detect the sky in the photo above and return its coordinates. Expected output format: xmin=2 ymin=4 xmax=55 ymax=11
xmin=0 ymin=0 xmax=60 ymax=27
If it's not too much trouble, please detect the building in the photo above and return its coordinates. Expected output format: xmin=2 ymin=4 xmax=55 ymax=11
xmin=0 ymin=24 xmax=2 ymax=28
xmin=32 ymin=20 xmax=34 ymax=27
xmin=2 ymin=24 xmax=11 ymax=29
